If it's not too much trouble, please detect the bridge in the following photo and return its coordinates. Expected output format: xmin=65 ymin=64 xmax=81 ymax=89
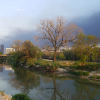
xmin=0 ymin=55 xmax=8 ymax=58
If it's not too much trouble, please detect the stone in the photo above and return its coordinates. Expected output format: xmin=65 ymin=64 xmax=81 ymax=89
xmin=24 ymin=66 xmax=29 ymax=68
xmin=35 ymin=65 xmax=40 ymax=68
xmin=7 ymin=95 xmax=12 ymax=99
xmin=0 ymin=91 xmax=11 ymax=100
xmin=57 ymin=68 xmax=67 ymax=72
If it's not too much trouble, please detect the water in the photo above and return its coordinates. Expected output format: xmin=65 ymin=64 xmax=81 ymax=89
xmin=0 ymin=63 xmax=100 ymax=100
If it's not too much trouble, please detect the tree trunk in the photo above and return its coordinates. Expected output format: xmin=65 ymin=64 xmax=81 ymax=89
xmin=53 ymin=50 xmax=56 ymax=62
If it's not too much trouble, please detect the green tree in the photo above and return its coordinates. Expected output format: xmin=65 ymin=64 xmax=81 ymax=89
xmin=9 ymin=40 xmax=42 ymax=66
xmin=0 ymin=52 xmax=3 ymax=55
xmin=73 ymin=33 xmax=100 ymax=64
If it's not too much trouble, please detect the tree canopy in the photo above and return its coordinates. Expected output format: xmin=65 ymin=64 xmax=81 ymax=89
xmin=72 ymin=33 xmax=100 ymax=63
xmin=10 ymin=40 xmax=23 ymax=51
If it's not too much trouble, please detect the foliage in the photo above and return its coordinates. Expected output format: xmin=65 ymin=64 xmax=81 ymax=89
xmin=8 ymin=40 xmax=42 ymax=67
xmin=72 ymin=33 xmax=100 ymax=64
xmin=27 ymin=58 xmax=34 ymax=67
xmin=89 ymin=76 xmax=100 ymax=79
xmin=68 ymin=70 xmax=89 ymax=76
xmin=11 ymin=93 xmax=32 ymax=100
xmin=10 ymin=40 xmax=23 ymax=51
xmin=0 ymin=52 xmax=3 ymax=55
xmin=63 ymin=49 xmax=76 ymax=60
xmin=70 ymin=62 xmax=100 ymax=71
xmin=58 ymin=53 xmax=66 ymax=60
xmin=34 ymin=59 xmax=60 ymax=72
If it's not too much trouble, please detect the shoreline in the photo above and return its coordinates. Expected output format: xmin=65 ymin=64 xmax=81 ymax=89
xmin=23 ymin=64 xmax=100 ymax=81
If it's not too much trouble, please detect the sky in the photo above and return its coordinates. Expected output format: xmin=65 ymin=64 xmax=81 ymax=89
xmin=0 ymin=0 xmax=100 ymax=48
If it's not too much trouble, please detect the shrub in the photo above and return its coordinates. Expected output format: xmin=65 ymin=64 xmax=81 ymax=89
xmin=89 ymin=76 xmax=96 ymax=78
xmin=27 ymin=58 xmax=34 ymax=67
xmin=58 ymin=53 xmax=66 ymax=60
xmin=60 ymin=65 xmax=66 ymax=68
xmin=89 ymin=76 xmax=100 ymax=79
xmin=12 ymin=93 xmax=32 ymax=100
xmin=68 ymin=71 xmax=89 ymax=76
xmin=96 ymin=76 xmax=100 ymax=79
xmin=70 ymin=62 xmax=100 ymax=71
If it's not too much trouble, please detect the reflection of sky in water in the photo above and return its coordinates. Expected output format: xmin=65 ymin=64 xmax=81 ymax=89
xmin=0 ymin=63 xmax=100 ymax=100
xmin=0 ymin=64 xmax=17 ymax=95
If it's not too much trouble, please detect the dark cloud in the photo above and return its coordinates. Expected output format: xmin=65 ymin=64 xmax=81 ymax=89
xmin=73 ymin=12 xmax=100 ymax=37
xmin=1 ymin=12 xmax=100 ymax=49
xmin=1 ymin=28 xmax=39 ymax=48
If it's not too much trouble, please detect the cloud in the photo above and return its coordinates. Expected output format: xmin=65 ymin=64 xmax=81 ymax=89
xmin=1 ymin=28 xmax=39 ymax=48
xmin=17 ymin=9 xmax=25 ymax=12
xmin=73 ymin=12 xmax=100 ymax=37
xmin=10 ymin=7 xmax=25 ymax=12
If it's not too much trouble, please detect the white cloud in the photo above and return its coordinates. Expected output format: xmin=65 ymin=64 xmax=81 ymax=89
xmin=17 ymin=9 xmax=25 ymax=12
xmin=10 ymin=7 xmax=25 ymax=12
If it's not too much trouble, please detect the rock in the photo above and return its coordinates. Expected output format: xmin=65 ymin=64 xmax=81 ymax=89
xmin=89 ymin=70 xmax=100 ymax=77
xmin=7 ymin=95 xmax=12 ymax=99
xmin=24 ymin=66 xmax=29 ymax=69
xmin=35 ymin=65 xmax=40 ymax=68
xmin=0 ymin=91 xmax=11 ymax=100
xmin=57 ymin=68 xmax=67 ymax=72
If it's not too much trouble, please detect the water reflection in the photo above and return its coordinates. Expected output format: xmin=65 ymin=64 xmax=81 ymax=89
xmin=70 ymin=79 xmax=100 ymax=100
xmin=0 ymin=63 xmax=4 ymax=72
xmin=1 ymin=64 xmax=99 ymax=100
xmin=5 ymin=65 xmax=12 ymax=70
xmin=0 ymin=63 xmax=13 ymax=72
xmin=40 ymin=79 xmax=69 ymax=100
xmin=0 ymin=67 xmax=3 ymax=72
xmin=8 ymin=67 xmax=40 ymax=94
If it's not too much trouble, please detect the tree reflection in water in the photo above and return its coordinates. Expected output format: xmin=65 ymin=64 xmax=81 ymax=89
xmin=70 ymin=79 xmax=100 ymax=100
xmin=39 ymin=76 xmax=69 ymax=100
xmin=8 ymin=66 xmax=100 ymax=100
xmin=8 ymin=67 xmax=40 ymax=94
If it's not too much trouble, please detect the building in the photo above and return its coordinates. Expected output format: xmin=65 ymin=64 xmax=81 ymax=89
xmin=6 ymin=48 xmax=15 ymax=54
xmin=0 ymin=44 xmax=4 ymax=54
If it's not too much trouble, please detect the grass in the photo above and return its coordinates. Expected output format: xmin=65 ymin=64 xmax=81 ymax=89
xmin=34 ymin=59 xmax=100 ymax=71
xmin=70 ymin=62 xmax=100 ymax=71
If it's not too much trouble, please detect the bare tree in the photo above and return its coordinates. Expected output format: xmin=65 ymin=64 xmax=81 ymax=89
xmin=36 ymin=17 xmax=83 ymax=62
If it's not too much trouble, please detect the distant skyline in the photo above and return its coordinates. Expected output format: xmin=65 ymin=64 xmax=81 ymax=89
xmin=0 ymin=0 xmax=100 ymax=48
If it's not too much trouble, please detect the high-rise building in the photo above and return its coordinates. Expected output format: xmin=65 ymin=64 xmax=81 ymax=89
xmin=0 ymin=44 xmax=4 ymax=54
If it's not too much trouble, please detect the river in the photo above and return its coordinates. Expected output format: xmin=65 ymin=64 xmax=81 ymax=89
xmin=0 ymin=63 xmax=100 ymax=100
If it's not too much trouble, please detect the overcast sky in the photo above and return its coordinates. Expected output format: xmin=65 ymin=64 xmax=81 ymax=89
xmin=0 ymin=0 xmax=100 ymax=48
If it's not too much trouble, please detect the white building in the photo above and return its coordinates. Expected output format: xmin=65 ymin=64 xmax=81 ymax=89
xmin=6 ymin=48 xmax=15 ymax=54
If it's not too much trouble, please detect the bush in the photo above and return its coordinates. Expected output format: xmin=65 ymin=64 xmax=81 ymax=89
xmin=59 ymin=65 xmax=66 ymax=68
xmin=68 ymin=71 xmax=89 ymax=76
xmin=58 ymin=53 xmax=66 ymax=60
xmin=12 ymin=93 xmax=32 ymax=100
xmin=70 ymin=62 xmax=100 ymax=71
xmin=27 ymin=58 xmax=33 ymax=67
xmin=89 ymin=76 xmax=100 ymax=79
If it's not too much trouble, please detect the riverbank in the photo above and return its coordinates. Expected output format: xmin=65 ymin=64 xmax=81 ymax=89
xmin=22 ymin=59 xmax=100 ymax=80
xmin=0 ymin=91 xmax=12 ymax=100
